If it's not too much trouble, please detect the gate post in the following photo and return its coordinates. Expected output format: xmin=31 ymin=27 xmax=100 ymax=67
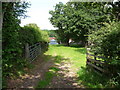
xmin=25 ymin=43 xmax=30 ymax=60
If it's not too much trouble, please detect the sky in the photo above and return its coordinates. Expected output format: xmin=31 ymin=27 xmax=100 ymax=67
xmin=20 ymin=0 xmax=118 ymax=30
xmin=20 ymin=0 xmax=69 ymax=30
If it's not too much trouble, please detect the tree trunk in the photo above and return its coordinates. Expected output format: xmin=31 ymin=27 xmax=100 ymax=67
xmin=67 ymin=42 xmax=70 ymax=46
xmin=66 ymin=38 xmax=70 ymax=46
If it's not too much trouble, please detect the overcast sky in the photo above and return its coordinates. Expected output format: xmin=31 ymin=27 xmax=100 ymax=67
xmin=20 ymin=0 xmax=69 ymax=30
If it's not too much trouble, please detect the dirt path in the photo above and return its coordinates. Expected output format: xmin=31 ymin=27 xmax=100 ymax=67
xmin=7 ymin=55 xmax=54 ymax=89
xmin=47 ymin=60 xmax=84 ymax=88
xmin=7 ymin=54 xmax=85 ymax=89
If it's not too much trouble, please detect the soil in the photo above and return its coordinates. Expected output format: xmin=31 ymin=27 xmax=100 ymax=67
xmin=7 ymin=54 xmax=85 ymax=89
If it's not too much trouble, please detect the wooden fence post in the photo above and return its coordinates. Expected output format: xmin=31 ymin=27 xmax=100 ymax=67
xmin=94 ymin=53 xmax=97 ymax=65
xmin=25 ymin=43 xmax=30 ymax=60
xmin=86 ymin=48 xmax=90 ymax=67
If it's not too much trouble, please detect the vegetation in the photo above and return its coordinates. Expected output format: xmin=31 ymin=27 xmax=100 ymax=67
xmin=36 ymin=45 xmax=120 ymax=88
xmin=2 ymin=2 xmax=30 ymax=78
xmin=77 ymin=67 xmax=120 ymax=88
xmin=2 ymin=0 xmax=120 ymax=88
xmin=20 ymin=23 xmax=49 ymax=53
xmin=2 ymin=2 xmax=49 ymax=88
xmin=35 ymin=44 xmax=86 ymax=88
xmin=89 ymin=22 xmax=120 ymax=61
xmin=43 ymin=29 xmax=58 ymax=37
xmin=88 ymin=21 xmax=120 ymax=84
xmin=20 ymin=23 xmax=49 ymax=45
xmin=49 ymin=1 xmax=120 ymax=87
xmin=36 ymin=67 xmax=60 ymax=88
xmin=46 ymin=45 xmax=86 ymax=69
xmin=48 ymin=0 xmax=120 ymax=87
xmin=49 ymin=2 xmax=114 ymax=46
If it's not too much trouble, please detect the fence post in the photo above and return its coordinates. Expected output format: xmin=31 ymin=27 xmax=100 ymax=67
xmin=86 ymin=48 xmax=89 ymax=66
xmin=25 ymin=43 xmax=30 ymax=60
xmin=94 ymin=53 xmax=97 ymax=65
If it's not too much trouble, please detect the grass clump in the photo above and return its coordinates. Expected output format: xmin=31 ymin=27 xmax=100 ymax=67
xmin=36 ymin=67 xmax=60 ymax=88
xmin=36 ymin=72 xmax=54 ymax=88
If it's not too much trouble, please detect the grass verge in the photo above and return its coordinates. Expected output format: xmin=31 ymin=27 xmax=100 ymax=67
xmin=77 ymin=66 xmax=120 ymax=88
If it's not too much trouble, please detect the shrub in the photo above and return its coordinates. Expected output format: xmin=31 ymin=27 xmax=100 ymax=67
xmin=19 ymin=23 xmax=49 ymax=54
xmin=88 ymin=22 xmax=120 ymax=76
xmin=3 ymin=23 xmax=49 ymax=79
xmin=88 ymin=22 xmax=120 ymax=63
xmin=20 ymin=23 xmax=49 ymax=45
xmin=89 ymin=22 xmax=120 ymax=60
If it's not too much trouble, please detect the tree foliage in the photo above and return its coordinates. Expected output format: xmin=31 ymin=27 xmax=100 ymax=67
xmin=20 ymin=23 xmax=49 ymax=56
xmin=20 ymin=23 xmax=49 ymax=45
xmin=89 ymin=22 xmax=120 ymax=64
xmin=49 ymin=2 xmax=113 ymax=46
xmin=2 ymin=2 xmax=49 ymax=80
xmin=108 ymin=1 xmax=120 ymax=21
xmin=43 ymin=30 xmax=57 ymax=37
xmin=2 ymin=2 xmax=30 ymax=77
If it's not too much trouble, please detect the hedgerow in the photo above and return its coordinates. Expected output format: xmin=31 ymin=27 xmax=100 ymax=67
xmin=89 ymin=22 xmax=120 ymax=63
xmin=2 ymin=2 xmax=29 ymax=78
xmin=2 ymin=2 xmax=49 ymax=88
xmin=20 ymin=23 xmax=49 ymax=54
xmin=88 ymin=22 xmax=120 ymax=76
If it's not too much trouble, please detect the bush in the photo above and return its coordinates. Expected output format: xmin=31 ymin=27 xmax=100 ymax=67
xmin=3 ymin=23 xmax=49 ymax=79
xmin=19 ymin=23 xmax=49 ymax=54
xmin=89 ymin=22 xmax=120 ymax=63
xmin=20 ymin=23 xmax=49 ymax=45
xmin=88 ymin=22 xmax=120 ymax=76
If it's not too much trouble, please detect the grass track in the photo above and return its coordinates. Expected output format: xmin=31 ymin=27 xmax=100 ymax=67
xmin=36 ymin=44 xmax=87 ymax=88
xmin=45 ymin=45 xmax=86 ymax=70
xmin=36 ymin=45 xmax=118 ymax=88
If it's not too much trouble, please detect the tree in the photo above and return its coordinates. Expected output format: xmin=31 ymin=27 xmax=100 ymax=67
xmin=49 ymin=2 xmax=72 ymax=46
xmin=108 ymin=1 xmax=120 ymax=21
xmin=2 ymin=2 xmax=30 ymax=78
xmin=49 ymin=2 xmax=112 ymax=46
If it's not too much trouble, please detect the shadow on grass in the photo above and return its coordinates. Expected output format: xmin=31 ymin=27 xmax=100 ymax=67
xmin=77 ymin=66 xmax=120 ymax=88
xmin=42 ymin=55 xmax=84 ymax=88
xmin=36 ymin=53 xmax=86 ymax=88
xmin=69 ymin=44 xmax=85 ymax=48
xmin=44 ymin=54 xmax=69 ymax=63
xmin=51 ymin=44 xmax=84 ymax=48
xmin=36 ymin=54 xmax=73 ymax=88
xmin=50 ymin=44 xmax=63 ymax=47
xmin=6 ymin=54 xmax=71 ymax=88
xmin=75 ymin=48 xmax=86 ymax=54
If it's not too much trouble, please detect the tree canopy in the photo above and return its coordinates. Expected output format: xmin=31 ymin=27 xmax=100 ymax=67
xmin=49 ymin=2 xmax=115 ymax=46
